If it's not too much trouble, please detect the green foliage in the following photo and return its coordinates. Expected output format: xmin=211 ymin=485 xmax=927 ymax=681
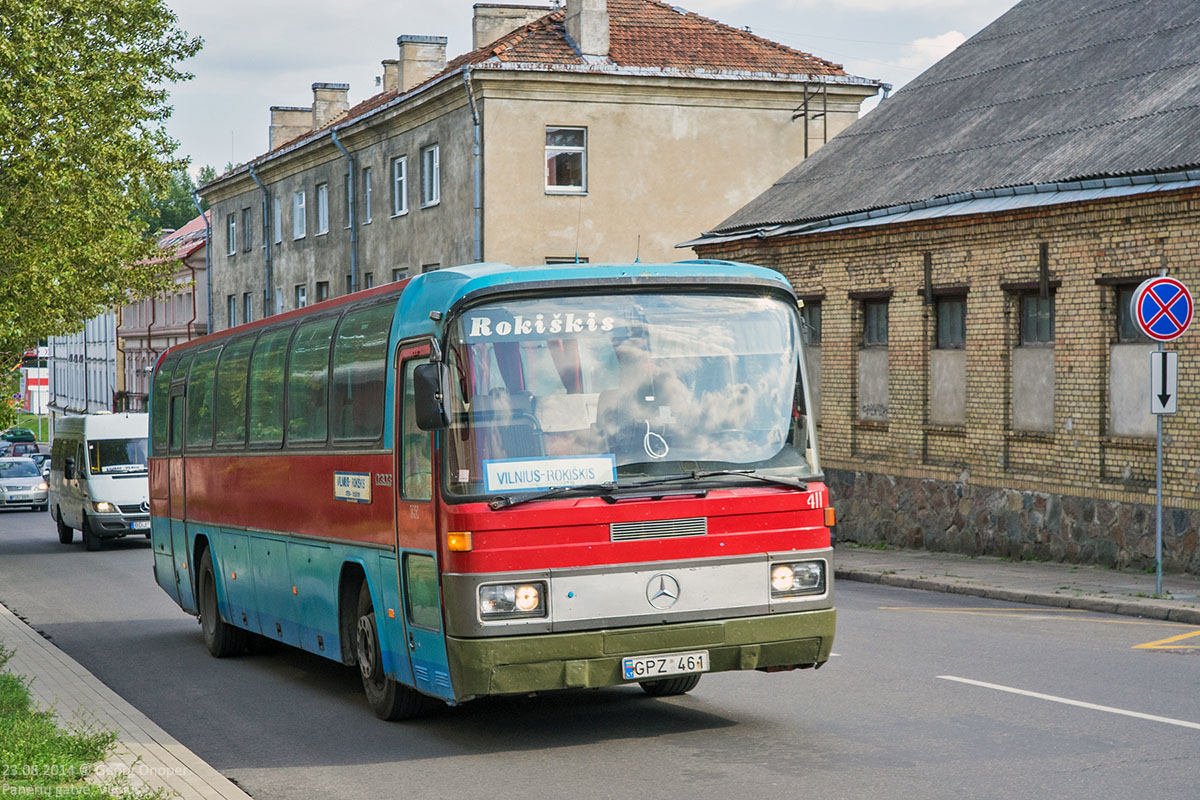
xmin=0 ymin=371 xmax=20 ymax=432
xmin=0 ymin=0 xmax=204 ymax=369
xmin=136 ymin=166 xmax=211 ymax=234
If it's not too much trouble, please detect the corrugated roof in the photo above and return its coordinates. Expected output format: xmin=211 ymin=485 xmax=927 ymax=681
xmin=212 ymin=0 xmax=863 ymax=184
xmin=708 ymin=0 xmax=1200 ymax=236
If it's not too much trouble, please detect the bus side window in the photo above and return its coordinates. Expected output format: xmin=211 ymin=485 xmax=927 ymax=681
xmin=248 ymin=327 xmax=293 ymax=447
xmin=401 ymin=360 xmax=432 ymax=501
xmin=287 ymin=317 xmax=338 ymax=444
xmin=169 ymin=397 xmax=185 ymax=455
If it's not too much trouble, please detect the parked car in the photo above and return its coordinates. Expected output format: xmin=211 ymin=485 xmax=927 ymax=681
xmin=0 ymin=440 xmax=41 ymax=458
xmin=28 ymin=453 xmax=50 ymax=479
xmin=0 ymin=457 xmax=49 ymax=512
xmin=1 ymin=428 xmax=37 ymax=443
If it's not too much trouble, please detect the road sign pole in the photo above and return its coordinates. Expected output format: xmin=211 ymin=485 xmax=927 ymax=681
xmin=1155 ymin=340 xmax=1163 ymax=598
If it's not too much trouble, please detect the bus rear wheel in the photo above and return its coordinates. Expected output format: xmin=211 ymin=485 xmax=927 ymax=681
xmin=355 ymin=582 xmax=432 ymax=721
xmin=639 ymin=674 xmax=702 ymax=697
xmin=199 ymin=548 xmax=246 ymax=657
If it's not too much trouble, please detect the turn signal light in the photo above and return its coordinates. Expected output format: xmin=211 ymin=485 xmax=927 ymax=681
xmin=448 ymin=531 xmax=473 ymax=551
xmin=824 ymin=507 xmax=836 ymax=528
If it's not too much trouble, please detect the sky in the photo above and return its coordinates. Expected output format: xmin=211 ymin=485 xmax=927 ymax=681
xmin=164 ymin=0 xmax=1021 ymax=178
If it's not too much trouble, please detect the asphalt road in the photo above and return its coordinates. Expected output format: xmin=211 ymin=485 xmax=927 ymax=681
xmin=1 ymin=508 xmax=1196 ymax=800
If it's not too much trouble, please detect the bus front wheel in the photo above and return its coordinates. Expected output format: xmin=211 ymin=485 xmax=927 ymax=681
xmin=199 ymin=548 xmax=246 ymax=657
xmin=639 ymin=674 xmax=702 ymax=697
xmin=355 ymin=582 xmax=432 ymax=721
xmin=56 ymin=509 xmax=73 ymax=545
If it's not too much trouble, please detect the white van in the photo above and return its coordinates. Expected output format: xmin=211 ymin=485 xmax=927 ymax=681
xmin=48 ymin=413 xmax=149 ymax=551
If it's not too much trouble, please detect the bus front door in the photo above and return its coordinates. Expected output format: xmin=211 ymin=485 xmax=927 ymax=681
xmin=167 ymin=387 xmax=196 ymax=613
xmin=394 ymin=344 xmax=454 ymax=701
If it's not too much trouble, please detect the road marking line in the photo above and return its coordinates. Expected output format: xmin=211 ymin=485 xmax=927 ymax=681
xmin=882 ymin=606 xmax=1193 ymax=628
xmin=1134 ymin=629 xmax=1200 ymax=650
xmin=938 ymin=675 xmax=1200 ymax=731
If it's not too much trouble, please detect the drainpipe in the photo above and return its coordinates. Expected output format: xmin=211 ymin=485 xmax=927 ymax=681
xmin=463 ymin=68 xmax=483 ymax=262
xmin=331 ymin=128 xmax=358 ymax=292
xmin=190 ymin=191 xmax=211 ymax=333
xmin=247 ymin=164 xmax=272 ymax=317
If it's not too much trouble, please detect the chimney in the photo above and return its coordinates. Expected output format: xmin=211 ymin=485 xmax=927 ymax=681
xmin=269 ymin=106 xmax=313 ymax=150
xmin=472 ymin=4 xmax=551 ymax=49
xmin=396 ymin=35 xmax=448 ymax=93
xmin=565 ymin=0 xmax=609 ymax=58
xmin=382 ymin=59 xmax=401 ymax=93
xmin=312 ymin=82 xmax=350 ymax=130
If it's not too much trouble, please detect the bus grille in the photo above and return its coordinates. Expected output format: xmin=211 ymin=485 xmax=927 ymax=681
xmin=119 ymin=504 xmax=145 ymax=514
xmin=610 ymin=517 xmax=707 ymax=542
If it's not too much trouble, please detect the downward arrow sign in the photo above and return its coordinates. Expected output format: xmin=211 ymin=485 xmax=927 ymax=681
xmin=1159 ymin=356 xmax=1171 ymax=407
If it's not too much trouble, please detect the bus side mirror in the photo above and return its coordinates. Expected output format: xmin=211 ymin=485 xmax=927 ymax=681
xmin=64 ymin=457 xmax=75 ymax=480
xmin=413 ymin=363 xmax=448 ymax=430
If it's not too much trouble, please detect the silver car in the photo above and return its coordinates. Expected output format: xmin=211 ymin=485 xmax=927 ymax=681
xmin=0 ymin=457 xmax=49 ymax=511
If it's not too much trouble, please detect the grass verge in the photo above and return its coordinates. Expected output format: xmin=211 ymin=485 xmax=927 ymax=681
xmin=0 ymin=646 xmax=167 ymax=799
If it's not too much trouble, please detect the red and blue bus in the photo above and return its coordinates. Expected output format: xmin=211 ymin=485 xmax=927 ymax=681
xmin=150 ymin=260 xmax=835 ymax=718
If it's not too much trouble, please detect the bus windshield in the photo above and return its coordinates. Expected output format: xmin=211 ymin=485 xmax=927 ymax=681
xmin=443 ymin=292 xmax=817 ymax=498
xmin=88 ymin=438 xmax=149 ymax=475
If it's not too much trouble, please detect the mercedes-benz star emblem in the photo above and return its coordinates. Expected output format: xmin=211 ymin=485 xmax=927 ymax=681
xmin=140 ymin=501 xmax=149 ymax=513
xmin=646 ymin=574 xmax=681 ymax=609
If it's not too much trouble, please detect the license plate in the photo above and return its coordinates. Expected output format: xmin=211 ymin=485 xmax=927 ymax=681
xmin=132 ymin=520 xmax=151 ymax=530
xmin=622 ymin=650 xmax=709 ymax=681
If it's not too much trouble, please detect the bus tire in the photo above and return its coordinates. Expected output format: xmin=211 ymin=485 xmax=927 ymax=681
xmin=82 ymin=517 xmax=101 ymax=551
xmin=56 ymin=509 xmax=73 ymax=545
xmin=639 ymin=674 xmax=702 ymax=697
xmin=199 ymin=548 xmax=246 ymax=658
xmin=355 ymin=582 xmax=431 ymax=721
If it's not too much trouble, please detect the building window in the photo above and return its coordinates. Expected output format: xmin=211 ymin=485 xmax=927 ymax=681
xmin=801 ymin=301 xmax=822 ymax=346
xmin=935 ymin=296 xmax=966 ymax=349
xmin=316 ymin=183 xmax=329 ymax=235
xmin=275 ymin=287 xmax=284 ymax=315
xmin=1020 ymin=293 xmax=1054 ymax=345
xmin=362 ymin=166 xmax=372 ymax=223
xmin=364 ymin=272 xmax=374 ymax=289
xmin=241 ymin=208 xmax=252 ymax=251
xmin=272 ymin=195 xmax=282 ymax=244
xmin=346 ymin=274 xmax=353 ymax=294
xmin=292 ymin=190 xmax=306 ymax=239
xmin=243 ymin=292 xmax=253 ymax=324
xmin=420 ymin=144 xmax=439 ymax=207
xmin=392 ymin=268 xmax=407 ymax=282
xmin=391 ymin=156 xmax=407 ymax=216
xmin=226 ymin=214 xmax=236 ymax=255
xmin=545 ymin=127 xmax=586 ymax=193
xmin=344 ymin=173 xmax=352 ymax=228
xmin=863 ymin=300 xmax=889 ymax=346
xmin=421 ymin=263 xmax=440 ymax=273
xmin=226 ymin=295 xmax=236 ymax=328
xmin=545 ymin=256 xmax=589 ymax=264
xmin=1116 ymin=285 xmax=1152 ymax=342
xmin=295 ymin=284 xmax=308 ymax=309
xmin=316 ymin=281 xmax=329 ymax=302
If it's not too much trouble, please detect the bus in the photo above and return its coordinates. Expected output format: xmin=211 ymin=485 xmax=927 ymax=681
xmin=149 ymin=260 xmax=836 ymax=719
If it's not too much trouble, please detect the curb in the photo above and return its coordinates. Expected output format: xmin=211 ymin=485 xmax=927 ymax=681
xmin=835 ymin=568 xmax=1200 ymax=626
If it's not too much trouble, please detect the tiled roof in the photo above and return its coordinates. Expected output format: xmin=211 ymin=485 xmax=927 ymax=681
xmin=145 ymin=211 xmax=209 ymax=264
xmin=215 ymin=0 xmax=855 ymax=183
xmin=708 ymin=0 xmax=1200 ymax=237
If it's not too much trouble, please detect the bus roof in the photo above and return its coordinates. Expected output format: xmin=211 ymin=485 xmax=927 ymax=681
xmin=159 ymin=259 xmax=791 ymax=361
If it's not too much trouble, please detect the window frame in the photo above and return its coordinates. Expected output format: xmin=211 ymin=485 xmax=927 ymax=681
xmin=243 ymin=292 xmax=254 ymax=325
xmin=241 ymin=207 xmax=252 ymax=252
xmin=295 ymin=284 xmax=308 ymax=309
xmin=545 ymin=126 xmax=587 ymax=194
xmin=272 ymin=195 xmax=282 ymax=244
xmin=390 ymin=156 xmax=408 ymax=217
xmin=362 ymin=166 xmax=372 ymax=223
xmin=226 ymin=294 xmax=237 ymax=329
xmin=863 ymin=299 xmax=889 ymax=347
xmin=226 ymin=213 xmax=236 ymax=256
xmin=935 ymin=295 xmax=967 ymax=350
xmin=1019 ymin=291 xmax=1055 ymax=346
xmin=420 ymin=144 xmax=440 ymax=208
xmin=292 ymin=190 xmax=307 ymax=240
xmin=316 ymin=182 xmax=329 ymax=235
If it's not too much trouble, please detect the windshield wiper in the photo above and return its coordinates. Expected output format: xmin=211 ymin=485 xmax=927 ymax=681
xmin=625 ymin=470 xmax=808 ymax=491
xmin=488 ymin=482 xmax=618 ymax=510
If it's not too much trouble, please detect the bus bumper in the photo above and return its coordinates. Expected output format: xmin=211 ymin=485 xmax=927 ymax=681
xmin=445 ymin=608 xmax=835 ymax=700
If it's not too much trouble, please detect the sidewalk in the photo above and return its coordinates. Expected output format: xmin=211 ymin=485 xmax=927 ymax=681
xmin=0 ymin=601 xmax=250 ymax=800
xmin=835 ymin=545 xmax=1200 ymax=625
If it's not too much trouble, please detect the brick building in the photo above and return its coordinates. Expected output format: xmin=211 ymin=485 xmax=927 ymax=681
xmin=688 ymin=0 xmax=1200 ymax=573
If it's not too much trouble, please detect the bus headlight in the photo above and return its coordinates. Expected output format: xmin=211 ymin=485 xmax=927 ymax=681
xmin=92 ymin=501 xmax=117 ymax=513
xmin=770 ymin=561 xmax=825 ymax=597
xmin=479 ymin=582 xmax=547 ymax=620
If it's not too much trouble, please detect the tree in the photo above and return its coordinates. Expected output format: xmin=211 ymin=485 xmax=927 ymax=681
xmin=0 ymin=0 xmax=203 ymax=370
xmin=137 ymin=166 xmax=208 ymax=234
